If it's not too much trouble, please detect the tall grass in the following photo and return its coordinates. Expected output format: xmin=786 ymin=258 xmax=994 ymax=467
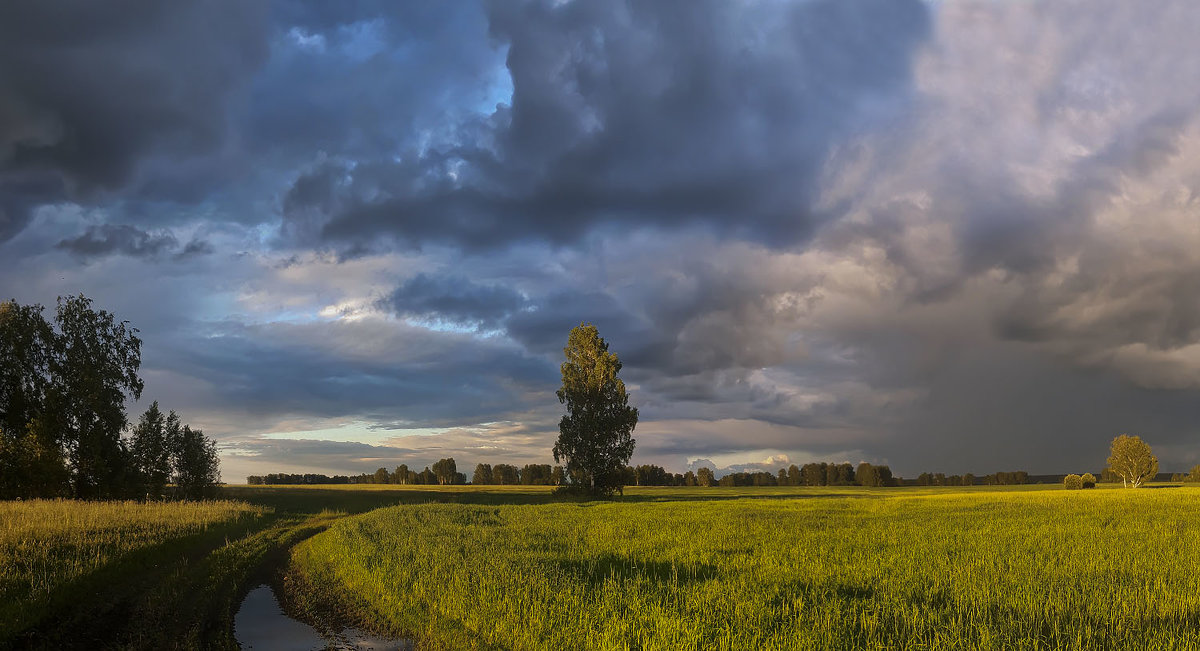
xmin=0 ymin=499 xmax=264 ymax=637
xmin=291 ymin=487 xmax=1200 ymax=650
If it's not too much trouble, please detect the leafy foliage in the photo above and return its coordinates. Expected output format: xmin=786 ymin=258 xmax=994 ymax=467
xmin=432 ymin=458 xmax=457 ymax=485
xmin=1107 ymin=435 xmax=1158 ymax=488
xmin=1 ymin=296 xmax=220 ymax=500
xmin=52 ymin=295 xmax=144 ymax=499
xmin=129 ymin=402 xmax=173 ymax=498
xmin=553 ymin=324 xmax=638 ymax=496
xmin=173 ymin=424 xmax=221 ymax=499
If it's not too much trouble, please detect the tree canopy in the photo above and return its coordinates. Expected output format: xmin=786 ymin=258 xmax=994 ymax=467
xmin=1106 ymin=434 xmax=1158 ymax=488
xmin=1 ymin=296 xmax=219 ymax=500
xmin=553 ymin=323 xmax=638 ymax=496
xmin=432 ymin=457 xmax=457 ymax=485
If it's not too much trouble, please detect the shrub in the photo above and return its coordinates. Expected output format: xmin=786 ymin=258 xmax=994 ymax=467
xmin=1063 ymin=474 xmax=1083 ymax=490
xmin=1080 ymin=473 xmax=1096 ymax=489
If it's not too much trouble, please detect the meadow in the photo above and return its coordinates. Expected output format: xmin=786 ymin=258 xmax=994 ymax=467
xmin=289 ymin=486 xmax=1200 ymax=650
xmin=0 ymin=484 xmax=559 ymax=648
xmin=5 ymin=484 xmax=1200 ymax=649
xmin=0 ymin=499 xmax=265 ymax=642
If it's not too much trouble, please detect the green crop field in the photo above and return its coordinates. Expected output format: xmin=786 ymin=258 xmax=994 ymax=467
xmin=288 ymin=486 xmax=1200 ymax=650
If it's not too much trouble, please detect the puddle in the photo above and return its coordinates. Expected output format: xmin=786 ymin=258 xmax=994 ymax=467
xmin=235 ymin=584 xmax=411 ymax=650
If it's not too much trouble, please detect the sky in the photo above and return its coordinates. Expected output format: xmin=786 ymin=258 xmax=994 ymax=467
xmin=3 ymin=0 xmax=1200 ymax=482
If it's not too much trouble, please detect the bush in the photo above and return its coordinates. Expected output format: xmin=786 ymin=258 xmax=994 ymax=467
xmin=1063 ymin=474 xmax=1083 ymax=490
xmin=1080 ymin=472 xmax=1096 ymax=489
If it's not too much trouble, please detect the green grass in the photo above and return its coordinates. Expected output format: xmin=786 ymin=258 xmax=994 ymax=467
xmin=0 ymin=484 xmax=564 ymax=648
xmin=0 ymin=499 xmax=265 ymax=640
xmin=290 ymin=486 xmax=1200 ymax=650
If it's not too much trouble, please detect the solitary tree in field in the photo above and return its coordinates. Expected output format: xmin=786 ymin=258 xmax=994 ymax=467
xmin=553 ymin=323 xmax=638 ymax=496
xmin=1106 ymin=435 xmax=1158 ymax=488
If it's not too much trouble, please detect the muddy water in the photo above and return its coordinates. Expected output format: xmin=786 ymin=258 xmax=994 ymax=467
xmin=235 ymin=584 xmax=411 ymax=650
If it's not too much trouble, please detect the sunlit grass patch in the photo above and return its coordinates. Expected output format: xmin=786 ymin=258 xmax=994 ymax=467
xmin=291 ymin=486 xmax=1200 ymax=650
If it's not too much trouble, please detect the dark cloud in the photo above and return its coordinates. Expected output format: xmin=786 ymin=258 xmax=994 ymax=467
xmin=248 ymin=4 xmax=503 ymax=162
xmin=174 ymin=238 xmax=217 ymax=261
xmin=56 ymin=224 xmax=177 ymax=260
xmin=505 ymin=289 xmax=662 ymax=361
xmin=161 ymin=319 xmax=557 ymax=428
xmin=382 ymin=274 xmax=527 ymax=330
xmin=282 ymin=0 xmax=931 ymax=250
xmin=8 ymin=0 xmax=1200 ymax=480
xmin=55 ymin=224 xmax=214 ymax=262
xmin=0 ymin=0 xmax=269 ymax=240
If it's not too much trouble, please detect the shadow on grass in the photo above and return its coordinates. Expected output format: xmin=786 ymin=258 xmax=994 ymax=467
xmin=222 ymin=485 xmax=889 ymax=515
xmin=5 ymin=511 xmax=273 ymax=650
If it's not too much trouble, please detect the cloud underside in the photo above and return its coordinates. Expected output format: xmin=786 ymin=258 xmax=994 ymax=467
xmin=4 ymin=0 xmax=1200 ymax=476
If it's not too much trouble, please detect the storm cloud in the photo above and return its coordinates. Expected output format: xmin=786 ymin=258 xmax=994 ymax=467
xmin=0 ymin=0 xmax=269 ymax=239
xmin=281 ymin=0 xmax=932 ymax=250
xmin=3 ymin=0 xmax=1200 ymax=480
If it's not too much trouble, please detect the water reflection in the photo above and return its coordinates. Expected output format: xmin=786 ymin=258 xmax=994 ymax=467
xmin=235 ymin=584 xmax=410 ymax=650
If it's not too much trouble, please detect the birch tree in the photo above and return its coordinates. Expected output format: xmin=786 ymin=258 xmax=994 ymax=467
xmin=1106 ymin=435 xmax=1158 ymax=488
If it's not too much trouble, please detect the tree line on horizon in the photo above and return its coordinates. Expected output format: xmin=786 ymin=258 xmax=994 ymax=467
xmin=246 ymin=456 xmax=1200 ymax=489
xmin=247 ymin=461 xmax=898 ymax=488
xmin=1 ymin=296 xmax=220 ymax=500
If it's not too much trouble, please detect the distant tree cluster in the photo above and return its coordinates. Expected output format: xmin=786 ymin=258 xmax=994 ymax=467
xmin=1 ymin=297 xmax=219 ymax=500
xmin=248 ymin=458 xmax=469 ymax=486
xmin=247 ymin=473 xmax=352 ymax=485
xmin=472 ymin=463 xmax=565 ymax=485
xmin=628 ymin=464 xmax=692 ymax=486
xmin=980 ymin=471 xmax=1029 ymax=485
xmin=704 ymin=462 xmax=897 ymax=488
xmin=914 ymin=472 xmax=977 ymax=486
xmin=384 ymin=459 xmax=466 ymax=485
xmin=1170 ymin=465 xmax=1200 ymax=483
xmin=718 ymin=471 xmax=781 ymax=487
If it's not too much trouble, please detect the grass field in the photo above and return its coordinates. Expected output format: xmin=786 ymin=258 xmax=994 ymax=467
xmin=0 ymin=499 xmax=265 ymax=640
xmin=0 ymin=484 xmax=559 ymax=648
xmin=289 ymin=486 xmax=1200 ymax=650
xmin=5 ymin=484 xmax=1199 ymax=649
